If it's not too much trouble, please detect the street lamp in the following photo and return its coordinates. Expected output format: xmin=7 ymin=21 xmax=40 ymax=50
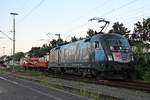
xmin=10 ymin=12 xmax=18 ymax=72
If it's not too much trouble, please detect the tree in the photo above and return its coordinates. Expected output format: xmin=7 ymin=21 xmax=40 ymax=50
xmin=57 ymin=38 xmax=63 ymax=45
xmin=87 ymin=29 xmax=96 ymax=37
xmin=108 ymin=22 xmax=130 ymax=38
xmin=133 ymin=18 xmax=150 ymax=43
xmin=14 ymin=52 xmax=24 ymax=61
xmin=50 ymin=39 xmax=57 ymax=47
xmin=42 ymin=44 xmax=48 ymax=48
xmin=50 ymin=38 xmax=64 ymax=47
xmin=28 ymin=47 xmax=41 ymax=57
xmin=28 ymin=46 xmax=51 ymax=57
xmin=132 ymin=18 xmax=150 ymax=81
xmin=71 ymin=36 xmax=78 ymax=42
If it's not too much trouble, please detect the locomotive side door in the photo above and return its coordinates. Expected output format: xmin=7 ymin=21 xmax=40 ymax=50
xmin=94 ymin=41 xmax=106 ymax=62
xmin=55 ymin=46 xmax=61 ymax=65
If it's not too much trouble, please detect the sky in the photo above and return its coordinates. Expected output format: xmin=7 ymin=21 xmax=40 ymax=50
xmin=0 ymin=0 xmax=149 ymax=56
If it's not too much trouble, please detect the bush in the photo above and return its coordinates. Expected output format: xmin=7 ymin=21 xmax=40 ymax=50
xmin=143 ymin=71 xmax=150 ymax=82
xmin=133 ymin=53 xmax=150 ymax=81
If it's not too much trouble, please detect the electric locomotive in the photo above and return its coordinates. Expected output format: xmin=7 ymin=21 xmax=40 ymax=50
xmin=48 ymin=33 xmax=134 ymax=79
xmin=48 ymin=18 xmax=134 ymax=79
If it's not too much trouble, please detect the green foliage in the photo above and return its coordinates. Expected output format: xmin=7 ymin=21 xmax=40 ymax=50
xmin=133 ymin=18 xmax=150 ymax=43
xmin=134 ymin=53 xmax=150 ymax=81
xmin=57 ymin=38 xmax=64 ymax=45
xmin=87 ymin=29 xmax=95 ymax=37
xmin=14 ymin=52 xmax=24 ymax=61
xmin=28 ymin=37 xmax=64 ymax=57
xmin=5 ymin=65 xmax=21 ymax=72
xmin=86 ymin=29 xmax=98 ymax=37
xmin=108 ymin=22 xmax=130 ymax=38
xmin=143 ymin=71 xmax=150 ymax=82
xmin=28 ymin=47 xmax=41 ymax=57
xmin=50 ymin=39 xmax=57 ymax=47
xmin=134 ymin=43 xmax=143 ymax=54
xmin=71 ymin=36 xmax=78 ymax=42
xmin=28 ymin=46 xmax=51 ymax=57
xmin=50 ymin=38 xmax=64 ymax=47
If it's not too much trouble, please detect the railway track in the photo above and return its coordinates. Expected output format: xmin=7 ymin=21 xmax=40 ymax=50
xmin=46 ymin=72 xmax=150 ymax=93
xmin=98 ymin=80 xmax=150 ymax=93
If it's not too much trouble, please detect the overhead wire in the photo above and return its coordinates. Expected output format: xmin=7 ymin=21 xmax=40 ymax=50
xmin=101 ymin=0 xmax=139 ymax=17
xmin=114 ymin=6 xmax=146 ymax=20
xmin=0 ymin=30 xmax=13 ymax=41
xmin=17 ymin=0 xmax=32 ymax=13
xmin=63 ymin=0 xmax=110 ymax=40
xmin=1 ymin=0 xmax=45 ymax=43
xmin=66 ymin=0 xmax=109 ymax=25
xmin=64 ymin=0 xmax=140 ymax=40
xmin=107 ymin=2 xmax=149 ymax=32
xmin=2 ymin=0 xmax=31 ymax=33
xmin=122 ymin=11 xmax=150 ymax=24
xmin=119 ymin=7 xmax=150 ymax=22
xmin=17 ymin=0 xmax=45 ymax=24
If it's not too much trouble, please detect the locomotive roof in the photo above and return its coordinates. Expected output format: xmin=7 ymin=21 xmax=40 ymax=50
xmin=93 ymin=33 xmax=126 ymax=39
xmin=51 ymin=33 xmax=126 ymax=50
xmin=102 ymin=33 xmax=125 ymax=37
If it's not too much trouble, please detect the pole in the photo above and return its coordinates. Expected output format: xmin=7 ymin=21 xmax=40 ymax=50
xmin=10 ymin=12 xmax=18 ymax=72
xmin=11 ymin=49 xmax=12 ymax=56
xmin=3 ymin=46 xmax=5 ymax=55
xmin=55 ymin=34 xmax=60 ymax=39
xmin=13 ymin=15 xmax=15 ymax=69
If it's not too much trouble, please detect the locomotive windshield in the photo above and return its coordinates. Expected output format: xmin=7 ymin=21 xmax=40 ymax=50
xmin=107 ymin=39 xmax=130 ymax=51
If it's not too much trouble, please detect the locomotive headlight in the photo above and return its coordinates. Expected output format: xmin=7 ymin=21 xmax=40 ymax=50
xmin=108 ymin=55 xmax=113 ymax=61
xmin=131 ymin=56 xmax=134 ymax=61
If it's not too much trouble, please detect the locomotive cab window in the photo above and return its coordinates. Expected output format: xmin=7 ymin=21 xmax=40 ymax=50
xmin=107 ymin=39 xmax=130 ymax=51
xmin=95 ymin=41 xmax=102 ymax=49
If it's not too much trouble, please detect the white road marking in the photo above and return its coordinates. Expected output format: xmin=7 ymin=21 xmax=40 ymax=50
xmin=0 ymin=76 xmax=18 ymax=85
xmin=0 ymin=76 xmax=62 ymax=100
xmin=18 ymin=84 xmax=63 ymax=100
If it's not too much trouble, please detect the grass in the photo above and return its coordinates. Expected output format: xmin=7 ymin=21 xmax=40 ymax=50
xmin=2 ymin=65 xmax=43 ymax=76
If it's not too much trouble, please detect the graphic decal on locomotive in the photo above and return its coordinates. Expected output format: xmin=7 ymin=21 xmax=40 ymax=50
xmin=107 ymin=38 xmax=132 ymax=63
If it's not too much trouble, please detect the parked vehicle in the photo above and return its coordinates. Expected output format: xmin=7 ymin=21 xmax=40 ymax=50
xmin=20 ymin=57 xmax=48 ymax=70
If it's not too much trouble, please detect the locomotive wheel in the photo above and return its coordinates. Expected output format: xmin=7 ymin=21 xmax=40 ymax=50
xmin=81 ymin=69 xmax=95 ymax=78
xmin=96 ymin=71 xmax=105 ymax=80
xmin=60 ymin=67 xmax=65 ymax=74
xmin=127 ymin=70 xmax=137 ymax=80
xmin=82 ymin=71 xmax=87 ymax=77
xmin=89 ymin=69 xmax=97 ymax=78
